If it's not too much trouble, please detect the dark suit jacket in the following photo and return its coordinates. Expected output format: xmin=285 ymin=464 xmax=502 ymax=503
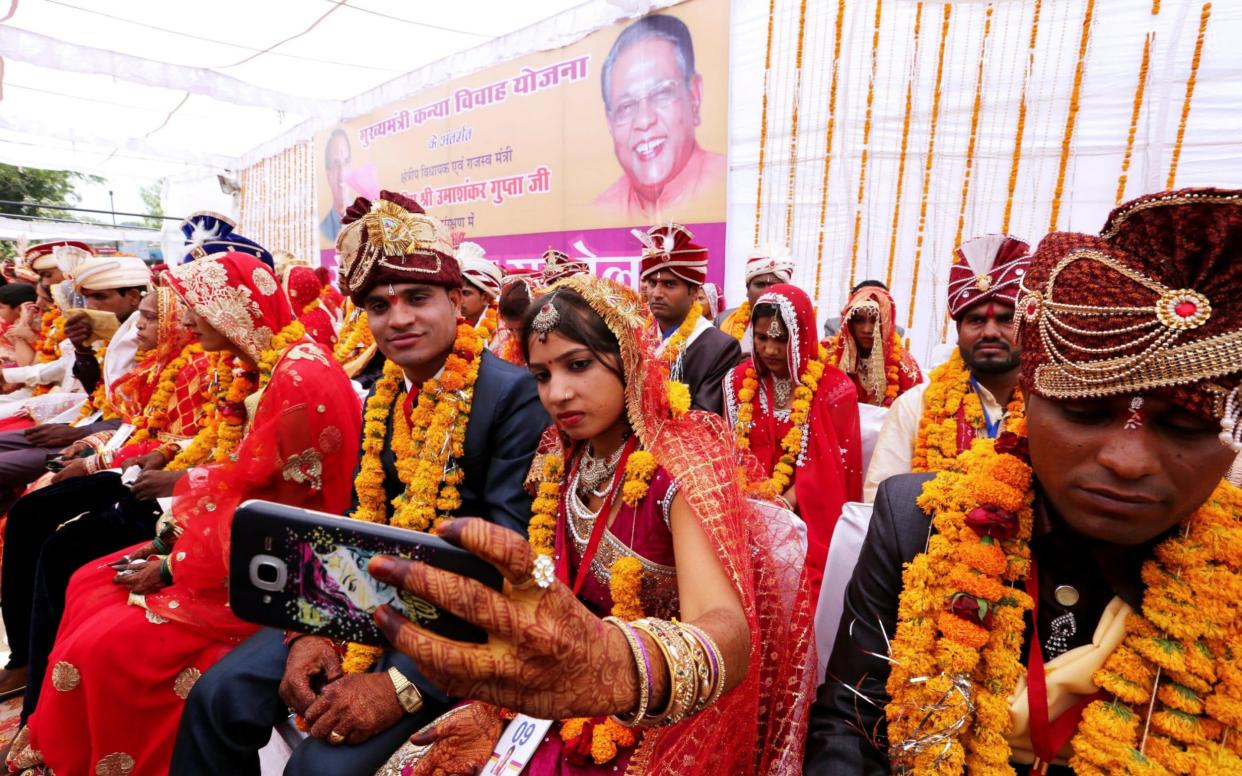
xmin=359 ymin=348 xmax=548 ymax=536
xmin=681 ymin=325 xmax=743 ymax=416
xmin=804 ymin=474 xmax=1151 ymax=775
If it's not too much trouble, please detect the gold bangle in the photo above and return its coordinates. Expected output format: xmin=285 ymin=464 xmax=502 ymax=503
xmin=603 ymin=617 xmax=650 ymax=726
xmin=632 ymin=618 xmax=697 ymax=727
xmin=670 ymin=623 xmax=712 ymax=716
xmin=679 ymin=622 xmax=727 ymax=712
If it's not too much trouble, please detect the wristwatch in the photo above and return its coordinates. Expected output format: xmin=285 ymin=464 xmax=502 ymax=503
xmin=387 ymin=666 xmax=424 ymax=714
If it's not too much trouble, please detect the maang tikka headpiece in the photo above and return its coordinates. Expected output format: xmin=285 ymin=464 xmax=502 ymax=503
xmin=766 ymin=315 xmax=785 ymax=339
xmin=532 ymin=292 xmax=561 ymax=342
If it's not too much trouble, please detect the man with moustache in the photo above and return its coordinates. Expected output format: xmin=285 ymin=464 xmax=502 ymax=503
xmin=638 ymin=222 xmax=741 ymax=416
xmin=593 ymin=14 xmax=725 ymax=220
xmin=171 ymin=191 xmax=547 ymax=776
xmin=805 ymin=190 xmax=1242 ymax=774
xmin=862 ymin=235 xmax=1030 ymax=500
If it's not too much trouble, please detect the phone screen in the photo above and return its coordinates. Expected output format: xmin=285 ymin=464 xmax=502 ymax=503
xmin=288 ymin=540 xmax=439 ymax=634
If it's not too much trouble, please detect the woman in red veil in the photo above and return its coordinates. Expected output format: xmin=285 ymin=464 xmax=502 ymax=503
xmin=368 ymin=274 xmax=815 ymax=775
xmin=9 ymin=253 xmax=361 ymax=776
xmin=724 ymin=283 xmax=862 ymax=596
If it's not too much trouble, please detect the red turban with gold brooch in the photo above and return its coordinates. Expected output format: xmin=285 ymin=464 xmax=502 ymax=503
xmin=1017 ymin=188 xmax=1242 ymax=443
xmin=335 ymin=190 xmax=461 ymax=303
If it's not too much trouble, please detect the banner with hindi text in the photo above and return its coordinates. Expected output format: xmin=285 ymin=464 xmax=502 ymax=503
xmin=315 ymin=0 xmax=728 ymax=288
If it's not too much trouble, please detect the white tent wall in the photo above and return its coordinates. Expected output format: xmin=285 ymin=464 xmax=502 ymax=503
xmin=726 ymin=0 xmax=1242 ymax=365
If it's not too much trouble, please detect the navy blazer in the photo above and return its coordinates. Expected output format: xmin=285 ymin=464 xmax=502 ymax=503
xmin=358 ymin=349 xmax=547 ymax=537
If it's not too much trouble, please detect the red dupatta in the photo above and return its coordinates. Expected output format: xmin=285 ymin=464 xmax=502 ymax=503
xmin=541 ymin=275 xmax=816 ymax=775
xmin=728 ymin=283 xmax=862 ymax=594
xmin=142 ymin=253 xmax=362 ymax=641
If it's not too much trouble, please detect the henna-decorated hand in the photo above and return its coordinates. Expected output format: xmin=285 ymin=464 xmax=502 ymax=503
xmin=368 ymin=518 xmax=642 ymax=721
xmin=130 ymin=450 xmax=169 ymax=471
xmin=303 ymin=671 xmax=404 ymax=746
xmin=406 ymin=703 xmax=503 ymax=776
xmin=279 ymin=636 xmax=343 ymax=716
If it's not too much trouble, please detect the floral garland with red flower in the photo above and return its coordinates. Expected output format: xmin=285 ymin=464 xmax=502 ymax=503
xmin=660 ymin=303 xmax=705 ymax=370
xmin=912 ymin=350 xmax=1026 ymax=473
xmin=526 ymin=447 xmax=656 ymax=765
xmin=733 ymin=345 xmax=827 ymax=500
xmin=886 ymin=411 xmax=1242 ymax=773
xmin=341 ymin=321 xmax=485 ymax=674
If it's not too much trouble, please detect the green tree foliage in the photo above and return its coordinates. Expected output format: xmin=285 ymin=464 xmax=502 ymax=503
xmin=0 ymin=164 xmax=101 ymax=260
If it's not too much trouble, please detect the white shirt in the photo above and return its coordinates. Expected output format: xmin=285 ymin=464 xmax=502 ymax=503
xmin=862 ymin=377 xmax=1010 ymax=501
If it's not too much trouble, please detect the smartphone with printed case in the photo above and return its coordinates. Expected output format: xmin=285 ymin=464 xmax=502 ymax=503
xmin=229 ymin=500 xmax=503 ymax=647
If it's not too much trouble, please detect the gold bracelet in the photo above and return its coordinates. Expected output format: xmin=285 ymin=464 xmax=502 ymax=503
xmin=633 ymin=618 xmax=696 ymax=727
xmin=679 ymin=622 xmax=727 ymax=712
xmin=670 ymin=623 xmax=713 ymax=716
xmin=603 ymin=617 xmax=650 ymax=726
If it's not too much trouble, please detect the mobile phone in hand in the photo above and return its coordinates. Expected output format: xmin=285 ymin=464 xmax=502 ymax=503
xmin=229 ymin=500 xmax=504 ymax=647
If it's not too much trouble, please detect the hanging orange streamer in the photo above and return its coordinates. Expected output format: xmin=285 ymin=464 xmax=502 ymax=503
xmin=884 ymin=2 xmax=925 ymax=288
xmin=1166 ymin=3 xmax=1212 ymax=189
xmin=1115 ymin=33 xmax=1153 ymax=204
xmin=951 ymin=4 xmax=994 ymax=255
xmin=847 ymin=0 xmax=885 ymax=290
xmin=1001 ymin=0 xmax=1043 ymax=233
xmin=782 ymin=0 xmax=811 ymax=246
xmin=812 ymin=0 xmax=848 ymax=303
xmin=904 ymin=4 xmax=952 ymax=331
xmin=1047 ymin=0 xmax=1097 ymax=233
xmin=752 ymin=0 xmax=779 ymax=246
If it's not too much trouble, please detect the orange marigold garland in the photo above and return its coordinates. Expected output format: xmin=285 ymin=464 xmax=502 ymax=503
xmin=1070 ymin=479 xmax=1242 ymax=774
xmin=886 ymin=409 xmax=1035 ymax=773
xmin=722 ymin=301 xmax=751 ymax=342
xmin=31 ymin=307 xmax=66 ymax=396
xmin=734 ymin=346 xmax=827 ymax=499
xmin=165 ymin=353 xmax=238 ymax=472
xmin=912 ymin=350 xmax=1025 ymax=473
xmin=332 ymin=303 xmax=374 ymax=365
xmin=891 ymin=405 xmax=1242 ymax=773
xmin=660 ymin=304 xmax=703 ymax=369
xmin=341 ymin=323 xmax=485 ymax=674
xmin=475 ymin=305 xmax=499 ymax=346
xmin=75 ymin=344 xmax=117 ymax=422
xmin=129 ymin=344 xmax=203 ymax=445
xmin=527 ymin=447 xmax=653 ymax=765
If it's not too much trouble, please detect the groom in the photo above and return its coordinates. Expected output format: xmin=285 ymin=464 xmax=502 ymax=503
xmin=171 ymin=191 xmax=548 ymax=775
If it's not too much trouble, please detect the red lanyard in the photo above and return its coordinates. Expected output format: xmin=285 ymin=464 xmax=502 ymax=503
xmin=1023 ymin=561 xmax=1104 ymax=773
xmin=557 ymin=437 xmax=638 ymax=596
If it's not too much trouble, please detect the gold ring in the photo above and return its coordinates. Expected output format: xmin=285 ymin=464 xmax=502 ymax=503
xmin=328 ymin=730 xmax=345 ymax=745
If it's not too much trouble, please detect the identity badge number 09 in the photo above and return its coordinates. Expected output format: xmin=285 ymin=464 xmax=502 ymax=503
xmin=481 ymin=715 xmax=553 ymax=775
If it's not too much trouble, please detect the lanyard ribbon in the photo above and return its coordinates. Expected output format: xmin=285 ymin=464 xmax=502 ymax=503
xmin=1023 ymin=561 xmax=1105 ymax=773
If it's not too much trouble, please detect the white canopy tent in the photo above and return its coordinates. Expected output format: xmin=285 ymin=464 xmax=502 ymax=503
xmin=0 ymin=0 xmax=648 ymax=177
xmin=3 ymin=0 xmax=1242 ymax=364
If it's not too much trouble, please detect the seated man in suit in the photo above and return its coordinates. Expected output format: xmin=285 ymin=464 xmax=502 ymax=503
xmin=805 ymin=189 xmax=1242 ymax=774
xmin=171 ymin=191 xmax=548 ymax=776
xmin=637 ymin=222 xmax=742 ymax=415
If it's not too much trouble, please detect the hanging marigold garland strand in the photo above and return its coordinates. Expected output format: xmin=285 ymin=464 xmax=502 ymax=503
xmin=1115 ymin=32 xmax=1154 ymax=204
xmin=904 ymin=4 xmax=953 ymax=331
xmin=782 ymin=0 xmax=811 ymax=247
xmin=752 ymin=0 xmax=780 ymax=246
xmin=1047 ymin=0 xmax=1098 ymax=232
xmin=883 ymin=2 xmax=925 ymax=289
xmin=1001 ymin=0 xmax=1043 ymax=233
xmin=811 ymin=0 xmax=847 ymax=303
xmin=846 ymin=0 xmax=885 ymax=291
xmin=1166 ymin=2 xmax=1212 ymax=189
